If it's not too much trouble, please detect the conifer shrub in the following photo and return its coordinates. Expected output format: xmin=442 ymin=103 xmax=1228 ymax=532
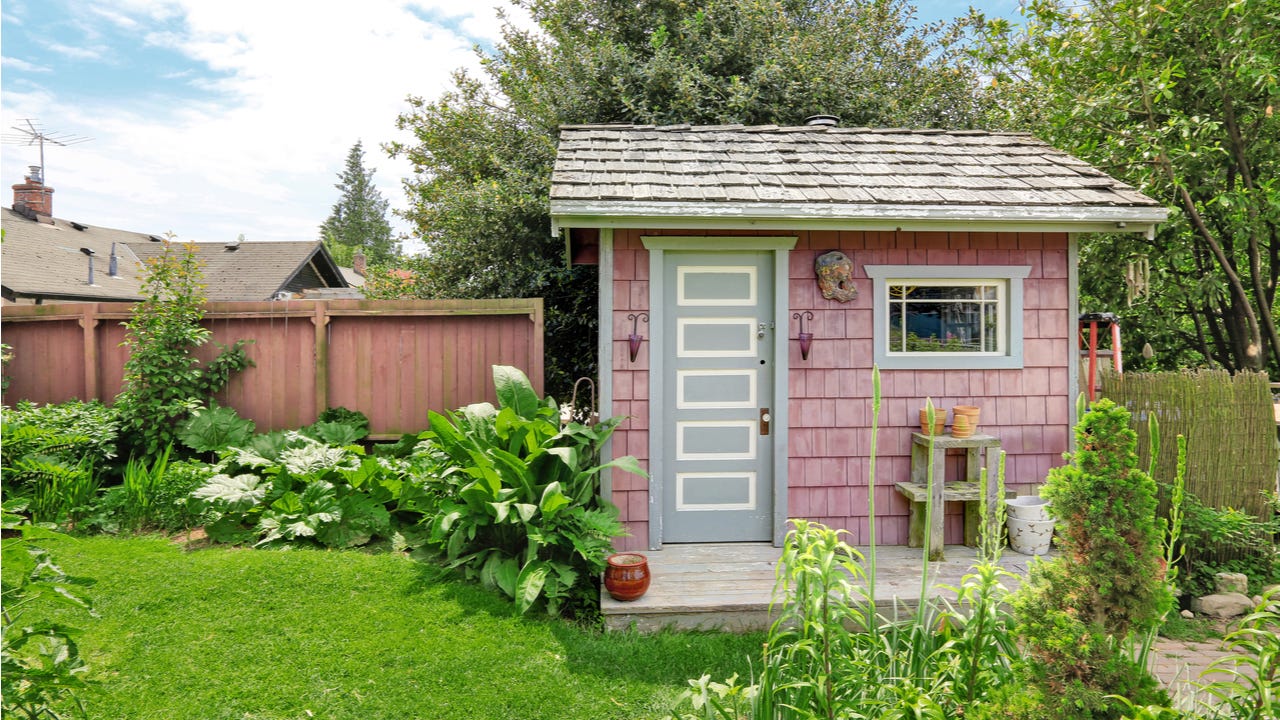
xmin=1009 ymin=398 xmax=1173 ymax=719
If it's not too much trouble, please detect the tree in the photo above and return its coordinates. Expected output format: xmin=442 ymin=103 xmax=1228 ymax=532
xmin=319 ymin=141 xmax=398 ymax=267
xmin=115 ymin=239 xmax=253 ymax=459
xmin=970 ymin=0 xmax=1279 ymax=378
xmin=379 ymin=0 xmax=988 ymax=395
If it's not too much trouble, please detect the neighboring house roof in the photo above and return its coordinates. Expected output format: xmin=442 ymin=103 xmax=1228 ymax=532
xmin=129 ymin=240 xmax=347 ymax=302
xmin=2 ymin=207 xmax=348 ymax=303
xmin=339 ymin=266 xmax=366 ymax=287
xmin=550 ymin=124 xmax=1167 ymax=234
xmin=0 ymin=207 xmax=150 ymax=302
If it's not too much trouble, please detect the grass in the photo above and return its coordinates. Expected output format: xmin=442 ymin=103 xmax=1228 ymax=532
xmin=1158 ymin=613 xmax=1224 ymax=643
xmin=31 ymin=535 xmax=762 ymax=720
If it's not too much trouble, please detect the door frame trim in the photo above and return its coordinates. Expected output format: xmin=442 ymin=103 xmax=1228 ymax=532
xmin=641 ymin=236 xmax=797 ymax=549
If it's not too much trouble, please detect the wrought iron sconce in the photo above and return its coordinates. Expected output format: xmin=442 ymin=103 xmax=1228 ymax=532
xmin=627 ymin=312 xmax=649 ymax=363
xmin=793 ymin=311 xmax=814 ymax=361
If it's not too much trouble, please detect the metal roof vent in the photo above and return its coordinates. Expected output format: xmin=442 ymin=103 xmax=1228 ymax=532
xmin=804 ymin=115 xmax=839 ymax=127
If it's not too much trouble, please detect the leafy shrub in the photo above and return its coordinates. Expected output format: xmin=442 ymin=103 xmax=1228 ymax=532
xmin=115 ymin=238 xmax=253 ymax=459
xmin=192 ymin=434 xmax=426 ymax=548
xmin=416 ymin=365 xmax=640 ymax=616
xmin=1 ymin=400 xmax=121 ymax=471
xmin=0 ymin=404 xmax=112 ymax=520
xmin=1 ymin=500 xmax=95 ymax=718
xmin=1177 ymin=491 xmax=1280 ymax=597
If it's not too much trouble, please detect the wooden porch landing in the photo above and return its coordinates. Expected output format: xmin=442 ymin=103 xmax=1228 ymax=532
xmin=602 ymin=543 xmax=1045 ymax=633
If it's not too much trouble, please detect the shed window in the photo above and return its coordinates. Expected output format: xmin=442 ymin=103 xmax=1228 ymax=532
xmin=865 ymin=265 xmax=1031 ymax=370
xmin=888 ymin=281 xmax=1004 ymax=356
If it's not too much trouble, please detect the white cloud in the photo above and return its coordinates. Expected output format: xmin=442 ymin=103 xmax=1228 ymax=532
xmin=1 ymin=0 xmax=527 ymax=249
xmin=38 ymin=40 xmax=108 ymax=61
xmin=1 ymin=56 xmax=51 ymax=72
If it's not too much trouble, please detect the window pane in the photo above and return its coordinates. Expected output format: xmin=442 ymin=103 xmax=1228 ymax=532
xmin=885 ymin=281 xmax=1003 ymax=354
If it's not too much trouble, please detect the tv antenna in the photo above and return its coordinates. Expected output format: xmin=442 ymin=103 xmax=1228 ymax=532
xmin=1 ymin=118 xmax=92 ymax=185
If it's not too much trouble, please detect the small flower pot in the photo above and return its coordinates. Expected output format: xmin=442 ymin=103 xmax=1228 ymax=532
xmin=952 ymin=405 xmax=981 ymax=434
xmin=604 ymin=552 xmax=650 ymax=601
xmin=918 ymin=408 xmax=946 ymax=435
xmin=951 ymin=413 xmax=974 ymax=438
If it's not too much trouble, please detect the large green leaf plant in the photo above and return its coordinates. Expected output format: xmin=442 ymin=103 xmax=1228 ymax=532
xmin=419 ymin=365 xmax=641 ymax=616
xmin=192 ymin=433 xmax=427 ymax=549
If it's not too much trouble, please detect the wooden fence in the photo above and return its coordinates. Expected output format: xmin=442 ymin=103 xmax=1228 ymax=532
xmin=1101 ymin=369 xmax=1278 ymax=519
xmin=1 ymin=298 xmax=544 ymax=439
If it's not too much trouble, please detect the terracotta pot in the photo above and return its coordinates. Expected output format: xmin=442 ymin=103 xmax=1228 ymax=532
xmin=918 ymin=408 xmax=946 ymax=435
xmin=951 ymin=413 xmax=974 ymax=438
xmin=952 ymin=405 xmax=981 ymax=434
xmin=604 ymin=552 xmax=650 ymax=601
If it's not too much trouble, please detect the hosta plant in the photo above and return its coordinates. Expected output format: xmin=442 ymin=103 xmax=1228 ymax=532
xmin=417 ymin=365 xmax=642 ymax=616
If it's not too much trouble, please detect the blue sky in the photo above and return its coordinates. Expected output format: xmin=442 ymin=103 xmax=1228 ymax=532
xmin=1 ymin=1 xmax=1023 ymax=249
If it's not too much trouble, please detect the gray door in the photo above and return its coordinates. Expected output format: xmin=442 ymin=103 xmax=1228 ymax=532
xmin=662 ymin=251 xmax=774 ymax=542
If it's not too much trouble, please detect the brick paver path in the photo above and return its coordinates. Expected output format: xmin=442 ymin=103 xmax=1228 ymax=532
xmin=1150 ymin=637 xmax=1246 ymax=711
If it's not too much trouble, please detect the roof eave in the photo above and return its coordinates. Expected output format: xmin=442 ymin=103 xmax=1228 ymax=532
xmin=549 ymin=200 xmax=1168 ymax=236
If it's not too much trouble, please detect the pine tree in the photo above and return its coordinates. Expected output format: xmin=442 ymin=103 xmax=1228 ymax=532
xmin=319 ymin=141 xmax=397 ymax=266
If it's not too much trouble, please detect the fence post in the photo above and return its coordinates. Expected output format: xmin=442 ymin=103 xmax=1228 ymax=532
xmin=312 ymin=302 xmax=330 ymax=416
xmin=79 ymin=304 xmax=101 ymax=400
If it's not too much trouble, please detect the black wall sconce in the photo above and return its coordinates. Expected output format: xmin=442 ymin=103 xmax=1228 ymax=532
xmin=793 ymin=311 xmax=814 ymax=361
xmin=627 ymin=312 xmax=649 ymax=362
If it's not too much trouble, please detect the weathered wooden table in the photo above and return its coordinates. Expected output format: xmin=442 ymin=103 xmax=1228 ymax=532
xmin=897 ymin=432 xmax=1007 ymax=560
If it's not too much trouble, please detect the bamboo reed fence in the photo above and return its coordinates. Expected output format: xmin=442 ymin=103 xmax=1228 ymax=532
xmin=1101 ymin=369 xmax=1279 ymax=520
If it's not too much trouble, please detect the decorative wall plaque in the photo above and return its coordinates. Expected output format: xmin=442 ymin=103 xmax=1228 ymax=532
xmin=815 ymin=251 xmax=857 ymax=302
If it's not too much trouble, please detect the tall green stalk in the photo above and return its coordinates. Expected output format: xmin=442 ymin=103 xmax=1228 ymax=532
xmin=866 ymin=365 xmax=882 ymax=628
xmin=919 ymin=398 xmax=938 ymax=602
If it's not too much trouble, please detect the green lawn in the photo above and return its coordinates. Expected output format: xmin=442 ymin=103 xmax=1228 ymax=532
xmin=33 ymin=536 xmax=761 ymax=720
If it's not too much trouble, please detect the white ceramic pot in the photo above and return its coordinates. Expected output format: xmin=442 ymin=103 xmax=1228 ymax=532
xmin=1006 ymin=496 xmax=1051 ymax=521
xmin=1007 ymin=516 xmax=1055 ymax=555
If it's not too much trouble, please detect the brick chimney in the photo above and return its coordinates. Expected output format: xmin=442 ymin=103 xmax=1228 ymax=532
xmin=352 ymin=249 xmax=367 ymax=277
xmin=12 ymin=166 xmax=53 ymax=217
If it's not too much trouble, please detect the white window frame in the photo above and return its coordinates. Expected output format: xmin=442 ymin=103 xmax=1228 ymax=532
xmin=865 ymin=265 xmax=1031 ymax=370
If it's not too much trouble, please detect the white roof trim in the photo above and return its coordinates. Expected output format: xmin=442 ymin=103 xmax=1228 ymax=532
xmin=550 ymin=199 xmax=1166 ymax=236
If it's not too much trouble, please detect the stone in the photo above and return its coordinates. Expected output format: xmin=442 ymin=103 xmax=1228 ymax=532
xmin=1191 ymin=592 xmax=1254 ymax=619
xmin=1180 ymin=609 xmax=1195 ymax=619
xmin=1215 ymin=572 xmax=1249 ymax=595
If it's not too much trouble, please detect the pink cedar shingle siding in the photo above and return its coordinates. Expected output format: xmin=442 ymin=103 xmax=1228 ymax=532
xmin=608 ymin=229 xmax=1070 ymax=551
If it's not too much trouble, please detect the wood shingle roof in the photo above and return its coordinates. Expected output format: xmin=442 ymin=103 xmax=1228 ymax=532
xmin=550 ymin=124 xmax=1166 ymax=233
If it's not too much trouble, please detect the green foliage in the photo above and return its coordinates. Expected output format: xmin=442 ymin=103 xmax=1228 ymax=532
xmin=178 ymin=404 xmax=256 ymax=456
xmin=416 ymin=365 xmax=636 ymax=616
xmin=1 ymin=501 xmax=94 ymax=719
xmin=0 ymin=413 xmax=103 ymax=526
xmin=115 ymin=239 xmax=254 ymax=460
xmin=969 ymin=0 xmax=1279 ymax=377
xmin=382 ymin=0 xmax=987 ymax=397
xmin=1178 ymin=491 xmax=1280 ymax=597
xmin=1012 ymin=398 xmax=1172 ymax=718
xmin=1 ymin=342 xmax=12 ymax=394
xmin=319 ymin=140 xmax=398 ymax=266
xmin=316 ymin=406 xmax=370 ymax=433
xmin=192 ymin=434 xmax=424 ymax=549
xmin=669 ymin=521 xmax=1020 ymax=720
xmin=1 ymin=400 xmax=121 ymax=470
xmin=122 ymin=445 xmax=171 ymax=529
xmin=1196 ymin=589 xmax=1280 ymax=719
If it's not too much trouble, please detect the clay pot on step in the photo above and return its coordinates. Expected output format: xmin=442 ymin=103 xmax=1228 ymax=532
xmin=604 ymin=552 xmax=651 ymax=601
